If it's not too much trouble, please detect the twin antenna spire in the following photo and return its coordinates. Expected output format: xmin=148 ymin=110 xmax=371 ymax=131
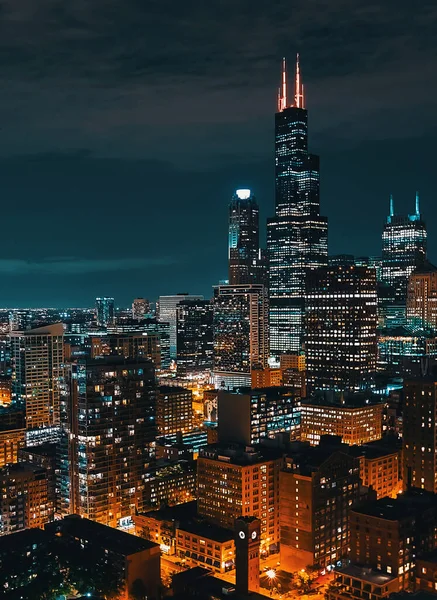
xmin=389 ymin=191 xmax=421 ymax=217
xmin=278 ymin=54 xmax=305 ymax=112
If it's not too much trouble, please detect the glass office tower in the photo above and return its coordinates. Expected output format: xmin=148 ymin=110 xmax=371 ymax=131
xmin=381 ymin=192 xmax=427 ymax=303
xmin=267 ymin=56 xmax=328 ymax=359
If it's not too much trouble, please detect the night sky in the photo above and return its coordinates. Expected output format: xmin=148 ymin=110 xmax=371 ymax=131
xmin=0 ymin=0 xmax=436 ymax=307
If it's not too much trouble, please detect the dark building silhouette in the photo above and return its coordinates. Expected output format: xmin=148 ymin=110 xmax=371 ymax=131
xmin=176 ymin=299 xmax=213 ymax=374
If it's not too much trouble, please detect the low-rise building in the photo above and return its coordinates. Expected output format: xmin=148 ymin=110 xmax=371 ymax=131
xmin=327 ymin=564 xmax=399 ymax=600
xmin=415 ymin=550 xmax=437 ymax=594
xmin=301 ymin=395 xmax=383 ymax=446
xmin=350 ymin=438 xmax=402 ymax=499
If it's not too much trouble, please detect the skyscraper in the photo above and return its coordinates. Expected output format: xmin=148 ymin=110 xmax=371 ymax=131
xmin=267 ymin=56 xmax=328 ymax=359
xmin=381 ymin=193 xmax=427 ymax=304
xmin=305 ymin=265 xmax=378 ymax=392
xmin=407 ymin=261 xmax=437 ymax=331
xmin=176 ymin=299 xmax=213 ymax=374
xmin=228 ymin=189 xmax=262 ymax=285
xmin=59 ymin=357 xmax=156 ymax=525
xmin=158 ymin=293 xmax=203 ymax=360
xmin=95 ymin=297 xmax=115 ymax=327
xmin=403 ymin=377 xmax=437 ymax=493
xmin=132 ymin=297 xmax=150 ymax=321
xmin=10 ymin=323 xmax=64 ymax=434
xmin=212 ymin=284 xmax=269 ymax=389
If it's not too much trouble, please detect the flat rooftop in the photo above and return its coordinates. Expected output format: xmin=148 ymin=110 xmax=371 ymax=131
xmin=352 ymin=489 xmax=437 ymax=521
xmin=48 ymin=516 xmax=158 ymax=555
xmin=335 ymin=564 xmax=398 ymax=585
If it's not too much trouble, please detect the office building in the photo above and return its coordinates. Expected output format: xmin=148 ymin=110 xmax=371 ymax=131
xmin=197 ymin=444 xmax=281 ymax=552
xmin=300 ymin=396 xmax=383 ymax=446
xmin=132 ymin=297 xmax=150 ymax=320
xmin=349 ymin=440 xmax=402 ymax=499
xmin=157 ymin=386 xmax=193 ymax=437
xmin=59 ymin=357 xmax=156 ymax=526
xmin=228 ymin=188 xmax=262 ymax=285
xmin=349 ymin=490 xmax=437 ymax=590
xmin=0 ymin=462 xmax=53 ymax=535
xmin=217 ymin=387 xmax=300 ymax=446
xmin=0 ymin=409 xmax=25 ymax=467
xmin=95 ymin=297 xmax=115 ymax=327
xmin=403 ymin=377 xmax=437 ymax=493
xmin=306 ymin=265 xmax=378 ymax=392
xmin=10 ymin=323 xmax=64 ymax=432
xmin=235 ymin=517 xmax=261 ymax=595
xmin=251 ymin=366 xmax=282 ymax=388
xmin=280 ymin=442 xmax=361 ymax=570
xmin=142 ymin=461 xmax=197 ymax=509
xmin=158 ymin=293 xmax=204 ymax=360
xmin=176 ymin=299 xmax=214 ymax=374
xmin=213 ymin=283 xmax=269 ymax=389
xmin=267 ymin=56 xmax=328 ymax=358
xmin=0 ymin=377 xmax=11 ymax=406
xmin=377 ymin=327 xmax=437 ymax=377
xmin=88 ymin=331 xmax=161 ymax=369
xmin=381 ymin=193 xmax=427 ymax=306
xmin=407 ymin=261 xmax=437 ymax=331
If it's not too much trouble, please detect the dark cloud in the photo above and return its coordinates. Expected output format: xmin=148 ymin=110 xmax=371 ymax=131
xmin=0 ymin=1 xmax=435 ymax=304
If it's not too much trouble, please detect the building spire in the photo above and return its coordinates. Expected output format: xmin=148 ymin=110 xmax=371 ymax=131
xmin=415 ymin=190 xmax=420 ymax=216
xmin=389 ymin=194 xmax=394 ymax=217
xmin=295 ymin=53 xmax=304 ymax=108
xmin=278 ymin=57 xmax=288 ymax=112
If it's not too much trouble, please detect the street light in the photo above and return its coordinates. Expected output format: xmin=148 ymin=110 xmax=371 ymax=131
xmin=266 ymin=569 xmax=276 ymax=580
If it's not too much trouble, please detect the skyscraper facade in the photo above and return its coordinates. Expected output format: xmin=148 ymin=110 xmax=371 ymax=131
xmin=381 ymin=193 xmax=427 ymax=304
xmin=407 ymin=261 xmax=437 ymax=331
xmin=267 ymin=57 xmax=328 ymax=359
xmin=305 ymin=265 xmax=378 ymax=392
xmin=212 ymin=284 xmax=269 ymax=388
xmin=10 ymin=323 xmax=64 ymax=433
xmin=95 ymin=297 xmax=115 ymax=327
xmin=132 ymin=297 xmax=150 ymax=321
xmin=176 ymin=299 xmax=213 ymax=374
xmin=228 ymin=189 xmax=263 ymax=285
xmin=59 ymin=357 xmax=156 ymax=525
xmin=158 ymin=294 xmax=203 ymax=360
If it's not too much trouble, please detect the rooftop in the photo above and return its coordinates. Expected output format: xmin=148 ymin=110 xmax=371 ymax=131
xmin=335 ymin=564 xmax=398 ymax=585
xmin=47 ymin=516 xmax=159 ymax=556
xmin=0 ymin=527 xmax=46 ymax=553
xmin=352 ymin=488 xmax=437 ymax=520
xmin=199 ymin=443 xmax=283 ymax=466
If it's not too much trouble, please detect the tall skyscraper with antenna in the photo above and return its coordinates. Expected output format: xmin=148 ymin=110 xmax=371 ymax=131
xmin=381 ymin=191 xmax=427 ymax=304
xmin=267 ymin=56 xmax=328 ymax=358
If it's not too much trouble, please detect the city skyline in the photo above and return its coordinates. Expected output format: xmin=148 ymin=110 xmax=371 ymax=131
xmin=0 ymin=2 xmax=436 ymax=306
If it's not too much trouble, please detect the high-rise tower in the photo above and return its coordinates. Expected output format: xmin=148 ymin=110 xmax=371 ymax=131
xmin=267 ymin=56 xmax=328 ymax=359
xmin=228 ymin=189 xmax=262 ymax=285
xmin=381 ymin=193 xmax=427 ymax=303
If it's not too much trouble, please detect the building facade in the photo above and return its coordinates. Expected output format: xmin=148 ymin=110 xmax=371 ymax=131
xmin=10 ymin=323 xmax=64 ymax=433
xmin=280 ymin=447 xmax=361 ymax=570
xmin=59 ymin=357 xmax=156 ymax=526
xmin=95 ymin=297 xmax=115 ymax=327
xmin=407 ymin=262 xmax=437 ymax=331
xmin=156 ymin=386 xmax=193 ymax=437
xmin=176 ymin=299 xmax=214 ymax=374
xmin=228 ymin=188 xmax=263 ymax=285
xmin=300 ymin=398 xmax=383 ymax=446
xmin=213 ymin=284 xmax=269 ymax=389
xmin=158 ymin=294 xmax=204 ymax=360
xmin=267 ymin=57 xmax=328 ymax=358
xmin=305 ymin=265 xmax=378 ymax=392
xmin=381 ymin=193 xmax=427 ymax=305
xmin=132 ymin=297 xmax=150 ymax=320
xmin=197 ymin=444 xmax=281 ymax=552
xmin=217 ymin=387 xmax=300 ymax=446
xmin=403 ymin=378 xmax=437 ymax=493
